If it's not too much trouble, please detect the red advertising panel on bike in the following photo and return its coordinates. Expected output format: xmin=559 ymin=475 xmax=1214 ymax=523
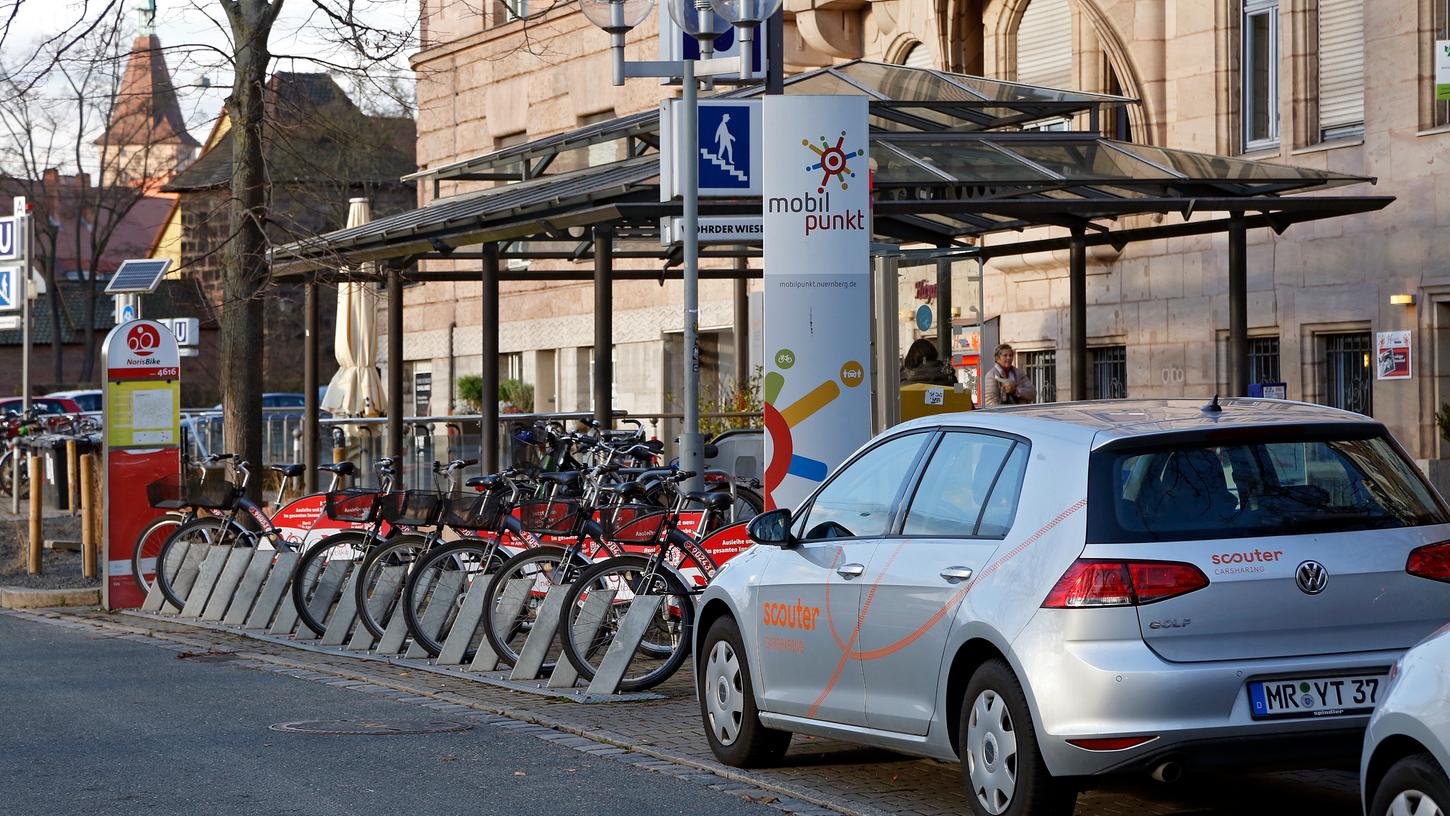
xmin=102 ymin=319 xmax=181 ymax=610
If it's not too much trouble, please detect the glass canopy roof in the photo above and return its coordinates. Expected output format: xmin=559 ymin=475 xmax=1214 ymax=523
xmin=273 ymin=61 xmax=1385 ymax=270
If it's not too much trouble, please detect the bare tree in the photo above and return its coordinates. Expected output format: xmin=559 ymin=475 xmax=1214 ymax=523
xmin=0 ymin=8 xmax=162 ymax=384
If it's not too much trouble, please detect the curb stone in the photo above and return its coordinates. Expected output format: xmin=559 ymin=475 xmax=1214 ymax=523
xmin=0 ymin=588 xmax=100 ymax=609
xmin=3 ymin=607 xmax=861 ymax=816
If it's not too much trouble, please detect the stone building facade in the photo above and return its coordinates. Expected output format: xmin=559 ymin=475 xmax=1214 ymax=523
xmin=408 ymin=0 xmax=1450 ymax=463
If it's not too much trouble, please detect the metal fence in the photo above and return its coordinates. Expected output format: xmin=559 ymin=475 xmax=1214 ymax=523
xmin=181 ymin=409 xmax=763 ymax=491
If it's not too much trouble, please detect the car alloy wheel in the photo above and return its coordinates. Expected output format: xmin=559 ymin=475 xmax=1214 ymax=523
xmin=1387 ymin=789 xmax=1444 ymax=816
xmin=967 ymin=689 xmax=1018 ymax=815
xmin=704 ymin=639 xmax=745 ymax=746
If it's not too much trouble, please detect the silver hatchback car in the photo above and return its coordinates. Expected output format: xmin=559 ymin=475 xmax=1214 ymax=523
xmin=694 ymin=399 xmax=1450 ymax=816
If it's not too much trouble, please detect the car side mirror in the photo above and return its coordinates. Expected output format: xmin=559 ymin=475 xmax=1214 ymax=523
xmin=747 ymin=508 xmax=795 ymax=548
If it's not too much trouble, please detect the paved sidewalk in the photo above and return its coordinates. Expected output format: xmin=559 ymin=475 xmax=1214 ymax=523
xmin=10 ymin=607 xmax=1361 ymax=816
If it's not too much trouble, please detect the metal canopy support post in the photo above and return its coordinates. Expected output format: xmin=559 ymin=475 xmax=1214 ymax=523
xmin=766 ymin=10 xmax=784 ymax=95
xmin=1069 ymin=230 xmax=1088 ymax=401
xmin=873 ymin=254 xmax=901 ymax=433
xmin=481 ymin=244 xmax=501 ymax=471
xmin=733 ymin=254 xmax=749 ymax=383
xmin=1228 ymin=213 xmax=1249 ymax=397
xmin=935 ymin=257 xmax=952 ymax=361
xmin=593 ymin=227 xmax=613 ymax=430
xmin=386 ymin=265 xmax=404 ymax=465
xmin=303 ymin=277 xmax=320 ymax=494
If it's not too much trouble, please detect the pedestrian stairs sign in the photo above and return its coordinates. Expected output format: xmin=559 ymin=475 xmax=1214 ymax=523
xmin=661 ymin=99 xmax=762 ymax=199
xmin=0 ymin=264 xmax=19 ymax=312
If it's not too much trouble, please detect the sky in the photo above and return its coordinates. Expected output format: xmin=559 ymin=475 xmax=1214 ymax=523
xmin=0 ymin=0 xmax=417 ymax=170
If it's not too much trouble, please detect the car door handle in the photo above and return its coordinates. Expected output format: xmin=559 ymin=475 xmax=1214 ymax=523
xmin=836 ymin=563 xmax=866 ymax=579
xmin=939 ymin=566 xmax=974 ymax=582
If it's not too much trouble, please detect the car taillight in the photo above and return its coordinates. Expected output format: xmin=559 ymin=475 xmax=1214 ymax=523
xmin=1407 ymin=541 xmax=1450 ymax=583
xmin=1042 ymin=559 xmax=1209 ymax=608
xmin=1065 ymin=736 xmax=1157 ymax=751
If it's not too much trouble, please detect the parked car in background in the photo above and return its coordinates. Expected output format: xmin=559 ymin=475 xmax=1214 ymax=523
xmin=0 ymin=396 xmax=83 ymax=416
xmin=208 ymin=393 xmax=308 ymax=411
xmin=1362 ymin=624 xmax=1450 ymax=816
xmin=45 ymin=389 xmax=103 ymax=412
xmin=697 ymin=399 xmax=1450 ymax=816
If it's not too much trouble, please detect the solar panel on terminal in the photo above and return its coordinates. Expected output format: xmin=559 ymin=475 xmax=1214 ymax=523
xmin=104 ymin=259 xmax=171 ymax=294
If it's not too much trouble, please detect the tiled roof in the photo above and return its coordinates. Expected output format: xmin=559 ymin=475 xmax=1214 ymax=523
xmin=164 ymin=72 xmax=416 ymax=192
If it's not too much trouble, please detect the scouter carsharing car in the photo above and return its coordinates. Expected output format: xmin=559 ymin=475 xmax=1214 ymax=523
xmin=1361 ymin=623 xmax=1450 ymax=816
xmin=693 ymin=399 xmax=1450 ymax=816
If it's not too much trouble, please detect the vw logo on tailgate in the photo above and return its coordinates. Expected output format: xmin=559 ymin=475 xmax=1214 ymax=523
xmin=1295 ymin=560 xmax=1329 ymax=595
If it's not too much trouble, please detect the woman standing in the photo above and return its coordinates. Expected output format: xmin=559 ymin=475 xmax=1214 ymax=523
xmin=983 ymin=343 xmax=1036 ymax=406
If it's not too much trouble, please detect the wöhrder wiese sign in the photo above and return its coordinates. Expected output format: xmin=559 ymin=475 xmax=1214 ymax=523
xmin=761 ymin=95 xmax=872 ymax=511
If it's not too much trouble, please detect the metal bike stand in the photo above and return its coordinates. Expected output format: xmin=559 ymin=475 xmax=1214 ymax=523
xmin=244 ymin=552 xmax=300 ymax=630
xmin=320 ymin=565 xmax=367 ymax=646
xmin=546 ymin=587 xmax=615 ymax=689
xmin=292 ymin=557 xmax=351 ymax=638
xmin=201 ymin=548 xmax=253 ymax=621
xmin=141 ymin=574 xmax=172 ymax=613
xmin=223 ymin=550 xmax=278 ymax=626
xmin=167 ymin=540 xmax=211 ymax=611
xmin=404 ymin=569 xmax=465 ymax=659
xmin=179 ymin=546 xmax=230 ymax=618
xmin=468 ymin=577 xmax=531 ymax=672
xmin=348 ymin=565 xmax=405 ymax=651
xmin=374 ymin=599 xmax=412 ymax=655
xmin=435 ymin=574 xmax=492 ymax=666
xmin=585 ymin=593 xmax=667 ymax=696
xmin=509 ymin=582 xmax=571 ymax=681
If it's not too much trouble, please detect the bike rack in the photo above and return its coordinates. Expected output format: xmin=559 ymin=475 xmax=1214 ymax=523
xmin=127 ymin=545 xmax=670 ymax=703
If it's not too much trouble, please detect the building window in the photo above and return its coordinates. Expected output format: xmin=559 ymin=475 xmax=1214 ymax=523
xmin=1320 ymin=332 xmax=1372 ymax=416
xmin=500 ymin=352 xmax=524 ymax=383
xmin=899 ymin=42 xmax=935 ymax=70
xmin=1434 ymin=1 xmax=1450 ymax=127
xmin=1318 ymin=0 xmax=1365 ymax=140
xmin=1249 ymin=336 xmax=1281 ymax=384
xmin=496 ymin=0 xmax=527 ymax=24
xmin=1243 ymin=0 xmax=1280 ymax=150
xmin=1088 ymin=346 xmax=1127 ymax=400
xmin=1020 ymin=349 xmax=1057 ymax=403
xmin=1015 ymin=0 xmax=1073 ymax=90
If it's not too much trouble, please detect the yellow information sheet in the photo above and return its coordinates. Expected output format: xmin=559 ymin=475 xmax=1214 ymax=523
xmin=106 ymin=379 xmax=180 ymax=448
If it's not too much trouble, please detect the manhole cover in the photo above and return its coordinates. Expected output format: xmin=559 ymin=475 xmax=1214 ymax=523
xmin=269 ymin=719 xmax=473 ymax=736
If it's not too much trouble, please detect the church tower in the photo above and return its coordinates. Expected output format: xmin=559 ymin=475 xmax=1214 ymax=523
xmin=95 ymin=1 xmax=200 ymax=187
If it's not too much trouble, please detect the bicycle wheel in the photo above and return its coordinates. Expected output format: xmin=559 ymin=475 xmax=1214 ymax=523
xmin=559 ymin=554 xmax=695 ymax=691
xmin=131 ymin=512 xmax=188 ymax=594
xmin=291 ymin=530 xmax=372 ymax=637
xmin=0 ymin=451 xmax=28 ymax=498
xmin=401 ymin=541 xmax=507 ymax=659
xmin=481 ymin=545 xmax=587 ymax=671
xmin=714 ymin=484 xmax=763 ymax=525
xmin=155 ymin=516 xmax=243 ymax=609
xmin=353 ymin=532 xmax=432 ymax=639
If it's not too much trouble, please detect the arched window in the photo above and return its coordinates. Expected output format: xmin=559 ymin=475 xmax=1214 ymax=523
xmin=900 ymin=42 xmax=935 ymax=70
xmin=1014 ymin=0 xmax=1072 ymax=89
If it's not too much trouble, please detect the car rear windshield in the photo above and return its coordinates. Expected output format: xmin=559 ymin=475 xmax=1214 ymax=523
xmin=1086 ymin=425 xmax=1448 ymax=543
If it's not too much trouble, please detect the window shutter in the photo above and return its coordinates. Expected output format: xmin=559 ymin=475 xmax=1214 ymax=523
xmin=1016 ymin=0 xmax=1073 ymax=90
xmin=902 ymin=43 xmax=935 ymax=70
xmin=1318 ymin=0 xmax=1364 ymax=135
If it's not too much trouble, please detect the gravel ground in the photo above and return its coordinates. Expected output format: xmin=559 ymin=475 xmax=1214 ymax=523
xmin=0 ymin=507 xmax=100 ymax=590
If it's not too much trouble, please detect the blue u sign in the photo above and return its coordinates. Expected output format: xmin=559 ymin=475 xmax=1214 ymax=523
xmin=698 ymin=104 xmax=752 ymax=191
xmin=0 ymin=219 xmax=16 ymax=261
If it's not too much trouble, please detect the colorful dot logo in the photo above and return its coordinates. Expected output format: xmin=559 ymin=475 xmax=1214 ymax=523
xmin=763 ymin=351 xmax=870 ymax=510
xmin=803 ymin=131 xmax=863 ymax=194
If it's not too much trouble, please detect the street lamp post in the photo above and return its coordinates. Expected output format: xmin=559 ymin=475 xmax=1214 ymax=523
xmin=580 ymin=0 xmax=780 ymax=490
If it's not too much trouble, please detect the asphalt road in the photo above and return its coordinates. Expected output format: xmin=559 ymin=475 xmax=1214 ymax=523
xmin=0 ymin=614 xmax=779 ymax=816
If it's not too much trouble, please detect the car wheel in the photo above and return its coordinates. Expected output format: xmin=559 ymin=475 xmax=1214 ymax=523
xmin=698 ymin=615 xmax=791 ymax=768
xmin=960 ymin=659 xmax=1076 ymax=816
xmin=1371 ymin=753 xmax=1450 ymax=816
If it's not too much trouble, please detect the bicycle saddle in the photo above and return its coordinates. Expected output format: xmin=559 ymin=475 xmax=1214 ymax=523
xmin=465 ymin=474 xmax=502 ymax=489
xmin=269 ymin=463 xmax=306 ymax=478
xmin=684 ymin=490 xmax=732 ymax=511
xmin=318 ymin=462 xmax=356 ymax=477
xmin=601 ymin=480 xmax=649 ymax=500
xmin=538 ymin=471 xmax=581 ymax=485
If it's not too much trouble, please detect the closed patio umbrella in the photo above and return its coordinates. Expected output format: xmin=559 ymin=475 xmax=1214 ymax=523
xmin=321 ymin=198 xmax=386 ymax=417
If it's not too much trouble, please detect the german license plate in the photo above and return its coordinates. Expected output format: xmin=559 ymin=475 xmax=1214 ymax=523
xmin=1248 ymin=674 xmax=1386 ymax=720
